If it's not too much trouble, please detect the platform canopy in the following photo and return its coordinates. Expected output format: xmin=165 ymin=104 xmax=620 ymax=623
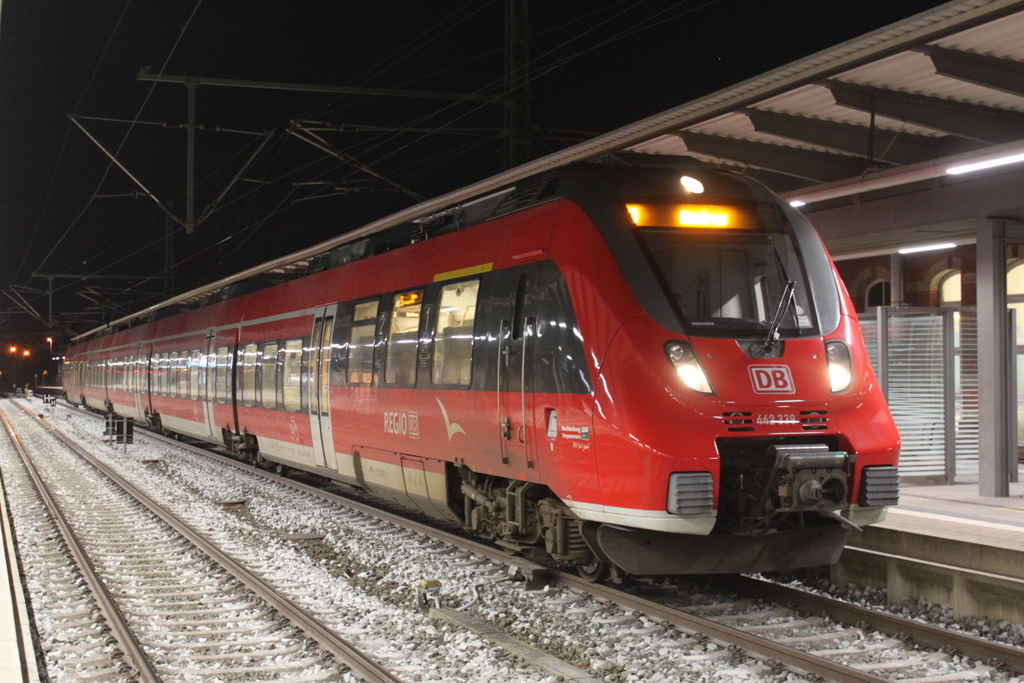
xmin=80 ymin=0 xmax=1024 ymax=331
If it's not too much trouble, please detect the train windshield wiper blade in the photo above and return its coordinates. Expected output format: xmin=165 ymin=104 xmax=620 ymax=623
xmin=762 ymin=279 xmax=795 ymax=355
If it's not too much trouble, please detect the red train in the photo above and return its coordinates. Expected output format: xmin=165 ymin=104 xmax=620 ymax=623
xmin=63 ymin=161 xmax=899 ymax=580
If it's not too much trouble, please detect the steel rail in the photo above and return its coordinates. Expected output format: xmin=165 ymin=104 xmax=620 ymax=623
xmin=17 ymin=403 xmax=404 ymax=683
xmin=62 ymin=404 xmax=1024 ymax=681
xmin=105 ymin=416 xmax=890 ymax=683
xmin=719 ymin=574 xmax=1024 ymax=673
xmin=0 ymin=404 xmax=163 ymax=683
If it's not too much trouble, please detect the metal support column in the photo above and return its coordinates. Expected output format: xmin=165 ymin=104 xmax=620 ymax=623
xmin=1007 ymin=307 xmax=1019 ymax=483
xmin=876 ymin=305 xmax=889 ymax=398
xmin=942 ymin=308 xmax=956 ymax=483
xmin=976 ymin=218 xmax=1011 ymax=497
xmin=186 ymin=82 xmax=197 ymax=234
xmin=889 ymin=253 xmax=904 ymax=307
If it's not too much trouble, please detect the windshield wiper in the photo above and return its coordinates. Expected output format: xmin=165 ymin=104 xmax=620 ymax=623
xmin=761 ymin=279 xmax=795 ymax=355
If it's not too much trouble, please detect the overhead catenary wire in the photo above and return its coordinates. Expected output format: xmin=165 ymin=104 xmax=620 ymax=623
xmin=25 ymin=1 xmax=735 ymax=329
xmin=30 ymin=0 xmax=207 ymax=280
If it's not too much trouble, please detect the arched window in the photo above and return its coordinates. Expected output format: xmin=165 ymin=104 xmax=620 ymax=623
xmin=1007 ymin=261 xmax=1024 ymax=345
xmin=865 ymin=279 xmax=891 ymax=309
xmin=939 ymin=271 xmax=961 ymax=307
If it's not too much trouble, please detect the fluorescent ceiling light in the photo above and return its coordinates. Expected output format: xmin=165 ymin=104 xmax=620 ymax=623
xmin=783 ymin=140 xmax=1024 ymax=208
xmin=898 ymin=242 xmax=956 ymax=254
xmin=946 ymin=152 xmax=1024 ymax=175
xmin=789 ymin=200 xmax=806 ymax=207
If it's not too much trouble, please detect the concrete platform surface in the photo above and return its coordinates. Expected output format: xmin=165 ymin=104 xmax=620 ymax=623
xmin=879 ymin=469 xmax=1024 ymax=552
xmin=833 ymin=467 xmax=1024 ymax=621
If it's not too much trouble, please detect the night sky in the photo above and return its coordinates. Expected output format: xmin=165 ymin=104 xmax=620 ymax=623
xmin=0 ymin=0 xmax=952 ymax=355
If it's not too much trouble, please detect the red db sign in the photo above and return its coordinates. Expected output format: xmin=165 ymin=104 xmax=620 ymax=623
xmin=749 ymin=365 xmax=795 ymax=394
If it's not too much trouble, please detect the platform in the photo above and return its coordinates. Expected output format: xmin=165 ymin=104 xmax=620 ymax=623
xmin=0 ymin=463 xmax=41 ymax=682
xmin=833 ymin=467 xmax=1024 ymax=622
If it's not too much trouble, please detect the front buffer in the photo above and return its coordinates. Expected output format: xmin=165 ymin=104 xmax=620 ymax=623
xmin=591 ymin=444 xmax=887 ymax=574
xmin=596 ymin=524 xmax=850 ymax=575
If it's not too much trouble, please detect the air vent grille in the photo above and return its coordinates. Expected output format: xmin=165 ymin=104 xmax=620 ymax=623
xmin=860 ymin=466 xmax=899 ymax=507
xmin=667 ymin=472 xmax=714 ymax=515
xmin=801 ymin=410 xmax=828 ymax=431
xmin=723 ymin=412 xmax=753 ymax=432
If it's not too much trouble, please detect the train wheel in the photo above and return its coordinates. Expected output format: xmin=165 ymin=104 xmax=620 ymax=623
xmin=576 ymin=558 xmax=609 ymax=583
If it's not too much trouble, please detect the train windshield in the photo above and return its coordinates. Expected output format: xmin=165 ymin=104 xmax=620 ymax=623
xmin=638 ymin=226 xmax=818 ymax=338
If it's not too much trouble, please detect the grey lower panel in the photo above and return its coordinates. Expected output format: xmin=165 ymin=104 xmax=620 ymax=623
xmin=597 ymin=524 xmax=851 ymax=575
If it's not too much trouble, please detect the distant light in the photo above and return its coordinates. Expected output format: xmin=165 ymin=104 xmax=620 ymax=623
xmin=679 ymin=176 xmax=704 ymax=194
xmin=898 ymin=242 xmax=957 ymax=255
xmin=789 ymin=200 xmax=806 ymax=207
xmin=946 ymin=152 xmax=1024 ymax=175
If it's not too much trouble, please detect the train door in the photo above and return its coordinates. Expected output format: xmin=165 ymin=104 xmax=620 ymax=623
xmin=307 ymin=306 xmax=339 ymax=470
xmin=497 ymin=274 xmax=536 ymax=472
xmin=200 ymin=330 xmax=217 ymax=438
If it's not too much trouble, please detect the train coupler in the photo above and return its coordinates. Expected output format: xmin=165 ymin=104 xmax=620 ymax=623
xmin=770 ymin=444 xmax=850 ymax=512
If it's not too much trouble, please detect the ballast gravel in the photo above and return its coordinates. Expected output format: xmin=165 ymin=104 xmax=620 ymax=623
xmin=10 ymin=398 xmax=1024 ymax=682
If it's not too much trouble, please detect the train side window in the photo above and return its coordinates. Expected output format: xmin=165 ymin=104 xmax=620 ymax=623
xmin=164 ymin=353 xmax=173 ymax=395
xmin=214 ymin=346 xmax=231 ymax=402
xmin=348 ymin=300 xmax=379 ymax=386
xmin=282 ymin=339 xmax=303 ymax=411
xmin=170 ymin=352 xmax=181 ymax=397
xmin=240 ymin=343 xmax=258 ymax=407
xmin=189 ymin=350 xmax=201 ymax=398
xmin=512 ymin=275 xmax=527 ymax=341
xmin=140 ymin=355 xmax=149 ymax=394
xmin=385 ymin=291 xmax=422 ymax=385
xmin=261 ymin=342 xmax=279 ymax=409
xmin=433 ymin=280 xmax=479 ymax=386
xmin=159 ymin=353 xmax=170 ymax=395
xmin=178 ymin=353 xmax=189 ymax=397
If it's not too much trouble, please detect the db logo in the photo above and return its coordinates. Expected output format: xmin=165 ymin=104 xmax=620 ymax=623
xmin=749 ymin=365 xmax=795 ymax=394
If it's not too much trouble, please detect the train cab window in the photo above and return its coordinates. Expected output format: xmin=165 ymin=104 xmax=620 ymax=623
xmin=385 ymin=291 xmax=422 ymax=385
xmin=240 ymin=343 xmax=258 ymax=407
xmin=348 ymin=300 xmax=379 ymax=386
xmin=282 ymin=339 xmax=303 ymax=411
xmin=261 ymin=343 xmax=279 ymax=409
xmin=214 ymin=347 xmax=231 ymax=402
xmin=433 ymin=280 xmax=479 ymax=386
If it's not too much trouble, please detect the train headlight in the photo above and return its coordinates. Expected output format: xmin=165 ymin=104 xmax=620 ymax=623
xmin=665 ymin=341 xmax=715 ymax=395
xmin=825 ymin=340 xmax=853 ymax=393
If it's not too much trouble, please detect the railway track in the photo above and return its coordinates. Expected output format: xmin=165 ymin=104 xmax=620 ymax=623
xmin=0 ymin=399 xmax=402 ymax=683
xmin=45 ymin=399 xmax=1024 ymax=682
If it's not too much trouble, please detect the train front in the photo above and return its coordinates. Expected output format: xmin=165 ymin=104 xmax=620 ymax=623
xmin=572 ymin=165 xmax=900 ymax=575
